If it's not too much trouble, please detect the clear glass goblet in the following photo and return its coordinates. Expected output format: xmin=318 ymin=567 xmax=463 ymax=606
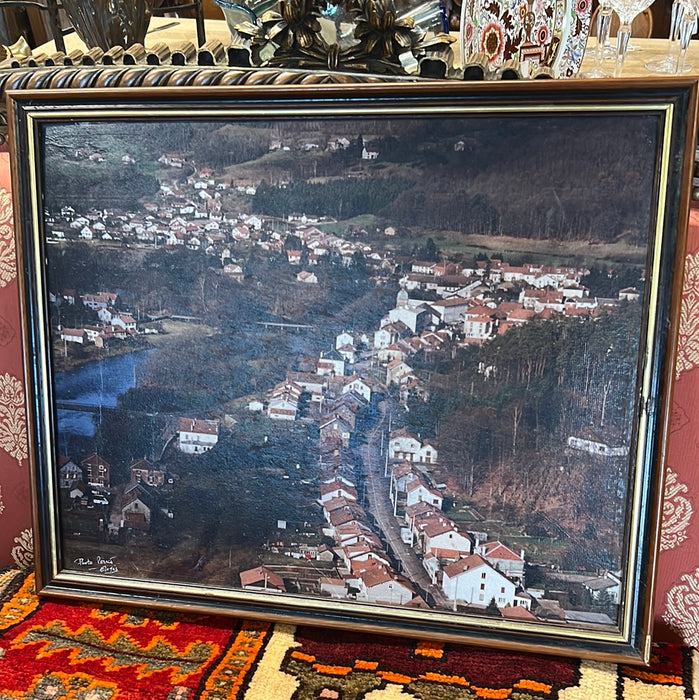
xmin=580 ymin=1 xmax=615 ymax=77
xmin=674 ymin=0 xmax=699 ymax=73
xmin=609 ymin=0 xmax=656 ymax=76
xmin=645 ymin=0 xmax=696 ymax=73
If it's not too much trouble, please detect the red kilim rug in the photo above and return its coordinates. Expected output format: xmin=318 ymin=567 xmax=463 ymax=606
xmin=0 ymin=569 xmax=696 ymax=699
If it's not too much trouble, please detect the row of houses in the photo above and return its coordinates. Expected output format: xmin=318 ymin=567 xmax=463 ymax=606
xmin=381 ymin=432 xmax=535 ymax=616
xmin=320 ymin=473 xmax=417 ymax=605
xmin=48 ymin=163 xmax=397 ymax=276
xmin=58 ymin=415 xmax=219 ymax=536
xmin=263 ymin=328 xmax=373 ymax=422
xmin=57 ymin=290 xmax=142 ymax=347
xmin=382 ymin=282 xmax=638 ymax=353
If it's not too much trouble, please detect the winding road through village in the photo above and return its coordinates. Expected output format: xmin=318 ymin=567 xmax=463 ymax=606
xmin=359 ymin=398 xmax=449 ymax=608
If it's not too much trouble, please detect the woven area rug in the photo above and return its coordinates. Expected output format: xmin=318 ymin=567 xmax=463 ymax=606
xmin=0 ymin=570 xmax=696 ymax=699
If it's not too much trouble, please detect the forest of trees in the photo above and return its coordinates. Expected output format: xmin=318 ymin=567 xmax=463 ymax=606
xmin=252 ymin=177 xmax=413 ymax=220
xmin=402 ymin=304 xmax=641 ymax=568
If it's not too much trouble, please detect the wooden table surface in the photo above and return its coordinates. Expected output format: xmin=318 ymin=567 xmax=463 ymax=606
xmin=33 ymin=16 xmax=699 ymax=80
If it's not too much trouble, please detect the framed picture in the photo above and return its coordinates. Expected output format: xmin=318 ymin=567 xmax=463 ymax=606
xmin=8 ymin=77 xmax=698 ymax=663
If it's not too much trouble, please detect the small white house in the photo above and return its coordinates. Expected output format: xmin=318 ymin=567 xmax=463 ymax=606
xmin=177 ymin=418 xmax=219 ymax=454
xmin=442 ymin=554 xmax=516 ymax=608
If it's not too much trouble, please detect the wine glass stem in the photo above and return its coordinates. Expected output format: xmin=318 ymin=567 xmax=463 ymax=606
xmin=676 ymin=10 xmax=697 ymax=73
xmin=614 ymin=24 xmax=631 ymax=76
xmin=596 ymin=2 xmax=613 ymax=60
xmin=667 ymin=0 xmax=686 ymax=63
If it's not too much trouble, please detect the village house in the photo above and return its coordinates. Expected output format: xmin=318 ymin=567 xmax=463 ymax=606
xmin=129 ymin=458 xmax=166 ymax=488
xmin=406 ymin=477 xmax=444 ymax=510
xmin=377 ymin=343 xmax=407 ymax=364
xmin=581 ymin=571 xmax=621 ymax=605
xmin=81 ymin=291 xmax=118 ymax=310
xmin=286 ymin=249 xmax=302 ymax=265
xmin=120 ymin=482 xmax=161 ymax=532
xmin=333 ymin=522 xmax=382 ymax=550
xmin=463 ymin=314 xmax=496 ymax=342
xmin=112 ymin=313 xmax=137 ymax=333
xmin=326 ymin=403 xmax=357 ymax=432
xmin=286 ymin=371 xmax=326 ymax=397
xmin=336 ymin=343 xmax=357 ymax=364
xmin=240 ymin=566 xmax=286 ymax=593
xmin=413 ymin=512 xmax=473 ymax=560
xmin=388 ymin=292 xmax=430 ymax=333
xmin=350 ymin=559 xmax=414 ymax=605
xmin=326 ymin=501 xmax=368 ymax=531
xmin=341 ymin=375 xmax=372 ymax=403
xmin=335 ymin=331 xmax=354 ymax=350
xmin=60 ymin=328 xmax=87 ymax=344
xmin=267 ymin=392 xmax=298 ymax=421
xmin=224 ymin=263 xmax=245 ymax=282
xmin=374 ymin=321 xmax=410 ymax=349
xmin=386 ymin=359 xmax=414 ymax=387
xmin=429 ymin=297 xmax=471 ymax=326
xmin=619 ymin=287 xmax=641 ymax=302
xmin=316 ymin=350 xmax=346 ymax=377
xmin=441 ymin=554 xmax=517 ymax=608
xmin=388 ymin=428 xmax=438 ymax=464
xmin=58 ymin=457 xmax=82 ymax=489
xmin=320 ymin=478 xmax=359 ymax=504
xmin=268 ymin=381 xmax=302 ymax=421
xmin=476 ymin=541 xmax=526 ymax=585
xmin=319 ymin=416 xmax=353 ymax=447
xmin=519 ymin=289 xmax=566 ymax=314
xmin=177 ymin=417 xmax=220 ymax=454
xmin=296 ymin=270 xmax=318 ymax=284
xmin=335 ymin=541 xmax=391 ymax=572
xmin=320 ymin=577 xmax=348 ymax=598
xmin=80 ymin=453 xmax=111 ymax=489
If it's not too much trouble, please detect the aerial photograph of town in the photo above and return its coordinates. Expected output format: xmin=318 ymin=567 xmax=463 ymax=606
xmin=41 ymin=111 xmax=659 ymax=630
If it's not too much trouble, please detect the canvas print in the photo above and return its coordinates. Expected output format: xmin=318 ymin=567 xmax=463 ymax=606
xmin=11 ymin=80 xmax=693 ymax=660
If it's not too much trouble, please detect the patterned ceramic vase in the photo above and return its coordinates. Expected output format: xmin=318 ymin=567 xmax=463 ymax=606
xmin=60 ymin=0 xmax=152 ymax=51
xmin=460 ymin=0 xmax=593 ymax=77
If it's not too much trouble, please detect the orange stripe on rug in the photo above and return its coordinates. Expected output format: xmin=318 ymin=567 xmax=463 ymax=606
xmin=0 ymin=573 xmax=37 ymax=632
xmin=622 ymin=668 xmax=684 ymax=685
xmin=414 ymin=640 xmax=444 ymax=659
xmin=377 ymin=670 xmax=414 ymax=684
xmin=420 ymin=671 xmax=470 ymax=686
xmin=471 ymin=686 xmax=512 ymax=699
xmin=514 ymin=679 xmax=553 ymax=693
xmin=200 ymin=620 xmax=270 ymax=699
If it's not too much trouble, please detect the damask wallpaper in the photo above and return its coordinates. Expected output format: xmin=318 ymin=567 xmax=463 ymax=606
xmin=0 ymin=152 xmax=697 ymax=646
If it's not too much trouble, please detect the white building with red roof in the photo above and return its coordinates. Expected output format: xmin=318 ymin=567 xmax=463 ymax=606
xmin=414 ymin=513 xmax=472 ymax=559
xmin=406 ymin=478 xmax=443 ymax=510
xmin=388 ymin=428 xmax=438 ymax=465
xmin=350 ymin=559 xmax=414 ymax=605
xmin=442 ymin=554 xmax=516 ymax=608
xmin=476 ymin=541 xmax=525 ymax=584
xmin=177 ymin=418 xmax=219 ymax=454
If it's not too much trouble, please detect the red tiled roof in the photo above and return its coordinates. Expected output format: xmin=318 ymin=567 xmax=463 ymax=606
xmin=480 ymin=541 xmax=523 ymax=562
xmin=240 ymin=566 xmax=285 ymax=591
xmin=442 ymin=554 xmax=489 ymax=579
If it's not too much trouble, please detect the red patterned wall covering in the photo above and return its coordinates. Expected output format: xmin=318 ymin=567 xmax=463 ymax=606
xmin=0 ymin=152 xmax=32 ymax=571
xmin=0 ymin=154 xmax=697 ymax=646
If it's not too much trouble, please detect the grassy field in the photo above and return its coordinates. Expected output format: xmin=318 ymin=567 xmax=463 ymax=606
xmin=405 ymin=231 xmax=646 ymax=267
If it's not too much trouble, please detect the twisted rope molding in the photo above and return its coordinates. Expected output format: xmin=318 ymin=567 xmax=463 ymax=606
xmin=0 ymin=62 xmax=415 ymax=140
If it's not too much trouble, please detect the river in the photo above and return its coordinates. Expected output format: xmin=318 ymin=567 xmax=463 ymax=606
xmin=55 ymin=351 xmax=152 ymax=440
